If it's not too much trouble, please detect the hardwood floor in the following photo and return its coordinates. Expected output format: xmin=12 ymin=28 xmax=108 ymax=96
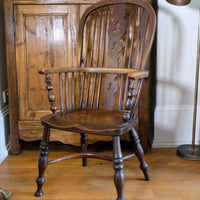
xmin=0 ymin=142 xmax=200 ymax=200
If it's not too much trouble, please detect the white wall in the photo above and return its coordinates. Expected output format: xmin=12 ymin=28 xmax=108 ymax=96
xmin=153 ymin=0 xmax=200 ymax=147
xmin=0 ymin=107 xmax=9 ymax=164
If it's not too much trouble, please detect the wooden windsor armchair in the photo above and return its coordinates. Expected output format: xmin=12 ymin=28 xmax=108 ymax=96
xmin=35 ymin=0 xmax=156 ymax=199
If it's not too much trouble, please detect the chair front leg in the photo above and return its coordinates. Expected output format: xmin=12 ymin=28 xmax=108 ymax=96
xmin=35 ymin=127 xmax=50 ymax=197
xmin=113 ymin=136 xmax=126 ymax=200
xmin=81 ymin=133 xmax=88 ymax=167
xmin=129 ymin=128 xmax=150 ymax=181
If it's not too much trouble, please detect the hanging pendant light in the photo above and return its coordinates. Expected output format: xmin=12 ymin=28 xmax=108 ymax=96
xmin=166 ymin=0 xmax=191 ymax=6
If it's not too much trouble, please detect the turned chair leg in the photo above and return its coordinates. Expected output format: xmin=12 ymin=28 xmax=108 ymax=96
xmin=81 ymin=133 xmax=88 ymax=167
xmin=113 ymin=136 xmax=126 ymax=200
xmin=129 ymin=128 xmax=150 ymax=181
xmin=35 ymin=127 xmax=50 ymax=197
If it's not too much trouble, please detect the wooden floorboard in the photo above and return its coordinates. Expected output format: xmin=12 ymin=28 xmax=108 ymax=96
xmin=0 ymin=143 xmax=200 ymax=200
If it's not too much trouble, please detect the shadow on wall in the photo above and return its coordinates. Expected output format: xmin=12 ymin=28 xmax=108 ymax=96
xmin=157 ymin=6 xmax=183 ymax=86
xmin=155 ymin=79 xmax=193 ymax=147
xmin=154 ymin=2 xmax=199 ymax=147
xmin=189 ymin=0 xmax=200 ymax=8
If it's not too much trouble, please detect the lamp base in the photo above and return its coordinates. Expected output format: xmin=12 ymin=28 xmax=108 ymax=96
xmin=177 ymin=144 xmax=200 ymax=160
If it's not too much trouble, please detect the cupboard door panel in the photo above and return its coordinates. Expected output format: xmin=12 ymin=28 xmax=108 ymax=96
xmin=15 ymin=5 xmax=79 ymax=120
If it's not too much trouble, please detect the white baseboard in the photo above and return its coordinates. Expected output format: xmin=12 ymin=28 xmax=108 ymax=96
xmin=0 ymin=105 xmax=9 ymax=117
xmin=153 ymin=105 xmax=198 ymax=148
xmin=152 ymin=139 xmax=192 ymax=148
xmin=0 ymin=145 xmax=9 ymax=164
xmin=0 ymin=105 xmax=10 ymax=164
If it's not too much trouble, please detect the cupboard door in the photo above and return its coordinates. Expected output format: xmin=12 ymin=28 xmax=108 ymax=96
xmin=15 ymin=5 xmax=81 ymax=120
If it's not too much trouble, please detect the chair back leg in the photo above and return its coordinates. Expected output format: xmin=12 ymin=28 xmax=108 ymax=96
xmin=81 ymin=133 xmax=88 ymax=167
xmin=129 ymin=128 xmax=150 ymax=181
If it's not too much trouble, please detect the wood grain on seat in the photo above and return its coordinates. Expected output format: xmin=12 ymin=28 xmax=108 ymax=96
xmin=40 ymin=109 xmax=138 ymax=135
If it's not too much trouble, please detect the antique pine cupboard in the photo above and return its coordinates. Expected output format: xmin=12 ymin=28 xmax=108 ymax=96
xmin=3 ymin=0 xmax=154 ymax=155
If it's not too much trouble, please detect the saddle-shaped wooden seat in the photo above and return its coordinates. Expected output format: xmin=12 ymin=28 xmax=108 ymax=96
xmin=41 ymin=109 xmax=138 ymax=135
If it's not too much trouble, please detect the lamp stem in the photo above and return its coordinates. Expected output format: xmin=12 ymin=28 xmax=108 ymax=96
xmin=192 ymin=9 xmax=200 ymax=151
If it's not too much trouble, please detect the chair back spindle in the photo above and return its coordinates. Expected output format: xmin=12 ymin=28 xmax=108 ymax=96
xmin=65 ymin=73 xmax=69 ymax=111
xmin=59 ymin=73 xmax=64 ymax=112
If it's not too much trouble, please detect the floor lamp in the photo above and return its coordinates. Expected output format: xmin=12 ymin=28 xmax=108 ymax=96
xmin=166 ymin=0 xmax=200 ymax=160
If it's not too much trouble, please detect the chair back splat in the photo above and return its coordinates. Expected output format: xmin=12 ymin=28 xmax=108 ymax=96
xmin=35 ymin=0 xmax=156 ymax=199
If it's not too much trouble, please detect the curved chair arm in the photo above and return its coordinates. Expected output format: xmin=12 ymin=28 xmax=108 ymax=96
xmin=39 ymin=67 xmax=148 ymax=80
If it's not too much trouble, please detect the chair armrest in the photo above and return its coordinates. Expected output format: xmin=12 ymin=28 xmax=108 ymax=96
xmin=39 ymin=67 xmax=148 ymax=79
xmin=127 ymin=71 xmax=149 ymax=79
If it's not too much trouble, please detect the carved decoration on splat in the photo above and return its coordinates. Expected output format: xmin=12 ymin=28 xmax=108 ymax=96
xmin=107 ymin=4 xmax=126 ymax=67
xmin=103 ymin=74 xmax=118 ymax=109
xmin=103 ymin=4 xmax=126 ymax=110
